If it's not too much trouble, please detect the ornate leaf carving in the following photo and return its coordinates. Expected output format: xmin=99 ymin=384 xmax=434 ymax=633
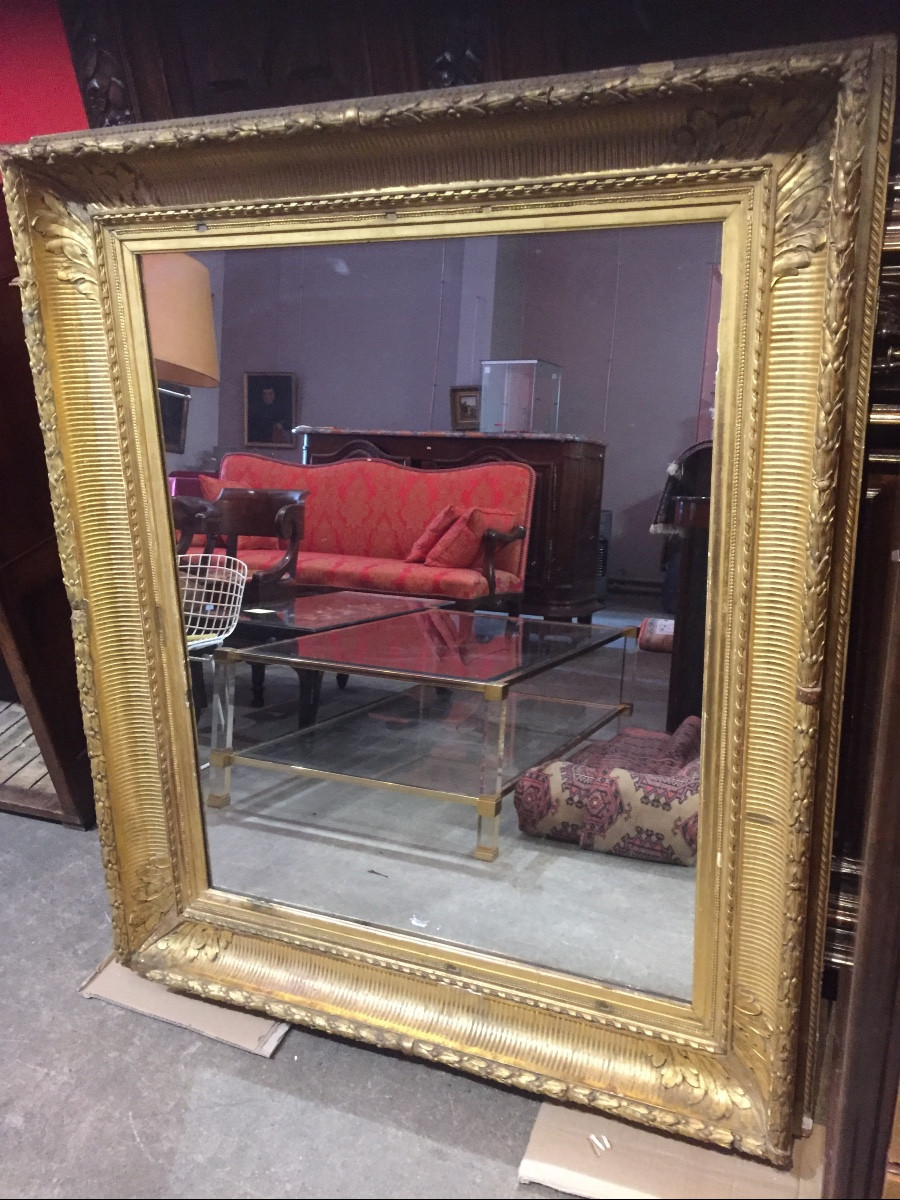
xmin=31 ymin=192 xmax=99 ymax=300
xmin=772 ymin=139 xmax=832 ymax=279
xmin=127 ymin=853 xmax=177 ymax=945
xmin=151 ymin=922 xmax=234 ymax=966
xmin=3 ymin=47 xmax=847 ymax=166
xmin=769 ymin=45 xmax=877 ymax=1134
xmin=735 ymin=988 xmax=776 ymax=1084
xmin=139 ymin=958 xmax=774 ymax=1157
xmin=648 ymin=1045 xmax=753 ymax=1120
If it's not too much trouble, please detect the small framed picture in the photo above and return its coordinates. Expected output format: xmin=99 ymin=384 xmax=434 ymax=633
xmin=159 ymin=387 xmax=190 ymax=454
xmin=450 ymin=385 xmax=481 ymax=431
xmin=244 ymin=372 xmax=297 ymax=448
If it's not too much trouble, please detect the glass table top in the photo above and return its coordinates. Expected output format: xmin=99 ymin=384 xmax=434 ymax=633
xmin=236 ymin=589 xmax=448 ymax=636
xmin=222 ymin=609 xmax=635 ymax=690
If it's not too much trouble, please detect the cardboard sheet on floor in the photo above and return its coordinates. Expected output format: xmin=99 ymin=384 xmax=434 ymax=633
xmin=80 ymin=957 xmax=289 ymax=1057
xmin=518 ymin=1103 xmax=824 ymax=1199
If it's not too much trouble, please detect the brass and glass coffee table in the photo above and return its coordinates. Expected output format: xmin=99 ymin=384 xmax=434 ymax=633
xmin=207 ymin=610 xmax=635 ymax=860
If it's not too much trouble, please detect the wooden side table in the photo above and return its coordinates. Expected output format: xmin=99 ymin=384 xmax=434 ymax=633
xmin=172 ymin=487 xmax=307 ymax=602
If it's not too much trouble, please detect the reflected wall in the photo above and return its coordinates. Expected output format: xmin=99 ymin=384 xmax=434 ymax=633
xmin=171 ymin=224 xmax=721 ymax=587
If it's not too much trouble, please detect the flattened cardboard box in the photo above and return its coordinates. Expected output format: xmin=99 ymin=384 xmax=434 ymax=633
xmin=519 ymin=1103 xmax=824 ymax=1199
xmin=80 ymin=956 xmax=289 ymax=1057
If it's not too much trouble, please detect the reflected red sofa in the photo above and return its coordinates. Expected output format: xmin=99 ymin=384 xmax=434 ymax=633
xmin=195 ymin=452 xmax=536 ymax=605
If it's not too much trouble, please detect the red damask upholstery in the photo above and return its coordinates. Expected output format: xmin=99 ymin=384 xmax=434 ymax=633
xmin=278 ymin=552 xmax=520 ymax=600
xmin=513 ymin=716 xmax=701 ymax=866
xmin=204 ymin=453 xmax=535 ymax=602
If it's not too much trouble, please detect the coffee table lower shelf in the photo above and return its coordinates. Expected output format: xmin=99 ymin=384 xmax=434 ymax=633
xmin=206 ymin=679 xmax=633 ymax=861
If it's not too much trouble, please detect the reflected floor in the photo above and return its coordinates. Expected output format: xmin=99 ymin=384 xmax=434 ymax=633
xmin=200 ymin=602 xmax=696 ymax=1002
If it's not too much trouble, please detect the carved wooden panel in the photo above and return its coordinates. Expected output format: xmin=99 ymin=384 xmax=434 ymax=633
xmin=59 ymin=1 xmax=900 ymax=126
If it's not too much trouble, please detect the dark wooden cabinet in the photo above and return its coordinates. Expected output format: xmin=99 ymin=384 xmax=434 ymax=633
xmin=305 ymin=429 xmax=605 ymax=621
xmin=823 ymin=479 xmax=900 ymax=1200
xmin=823 ymin=163 xmax=900 ymax=1200
xmin=0 ymin=216 xmax=94 ymax=828
xmin=665 ymin=497 xmax=710 ymax=734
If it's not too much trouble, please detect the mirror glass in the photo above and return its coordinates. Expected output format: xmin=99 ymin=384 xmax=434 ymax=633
xmin=147 ymin=221 xmax=722 ymax=1002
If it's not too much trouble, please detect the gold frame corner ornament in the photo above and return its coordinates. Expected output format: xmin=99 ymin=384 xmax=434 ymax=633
xmin=1 ymin=35 xmax=894 ymax=1165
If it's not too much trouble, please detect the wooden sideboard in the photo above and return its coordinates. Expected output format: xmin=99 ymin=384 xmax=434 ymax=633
xmin=304 ymin=429 xmax=606 ymax=621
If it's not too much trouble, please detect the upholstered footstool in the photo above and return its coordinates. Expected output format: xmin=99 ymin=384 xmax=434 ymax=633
xmin=513 ymin=716 xmax=701 ymax=866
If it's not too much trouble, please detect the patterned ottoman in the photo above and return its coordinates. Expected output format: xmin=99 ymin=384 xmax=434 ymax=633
xmin=513 ymin=716 xmax=701 ymax=866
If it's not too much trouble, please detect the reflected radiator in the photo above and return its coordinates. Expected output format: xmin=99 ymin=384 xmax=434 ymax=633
xmin=595 ymin=509 xmax=612 ymax=602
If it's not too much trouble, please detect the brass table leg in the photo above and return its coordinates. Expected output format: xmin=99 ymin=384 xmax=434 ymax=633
xmin=207 ymin=657 xmax=236 ymax=808
xmin=475 ymin=795 xmax=502 ymax=861
xmin=474 ymin=690 xmax=507 ymax=860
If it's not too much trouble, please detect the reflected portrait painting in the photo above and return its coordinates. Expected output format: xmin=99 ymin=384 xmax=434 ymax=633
xmin=244 ymin=372 xmax=296 ymax=447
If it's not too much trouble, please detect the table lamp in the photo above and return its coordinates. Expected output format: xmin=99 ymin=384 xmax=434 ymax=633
xmin=141 ymin=252 xmax=219 ymax=388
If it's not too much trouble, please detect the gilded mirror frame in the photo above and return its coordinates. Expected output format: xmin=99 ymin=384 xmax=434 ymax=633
xmin=2 ymin=38 xmax=894 ymax=1165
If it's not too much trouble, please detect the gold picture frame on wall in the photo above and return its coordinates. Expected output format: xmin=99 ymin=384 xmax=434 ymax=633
xmin=450 ymin=385 xmax=481 ymax=430
xmin=1 ymin=37 xmax=894 ymax=1166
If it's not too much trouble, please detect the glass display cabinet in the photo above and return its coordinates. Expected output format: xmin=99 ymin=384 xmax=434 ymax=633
xmin=479 ymin=359 xmax=561 ymax=434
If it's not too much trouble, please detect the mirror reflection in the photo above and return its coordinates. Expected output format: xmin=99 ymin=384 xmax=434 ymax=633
xmin=145 ymin=222 xmax=721 ymax=1001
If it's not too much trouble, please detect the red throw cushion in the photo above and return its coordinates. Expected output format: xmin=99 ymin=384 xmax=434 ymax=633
xmin=198 ymin=475 xmax=223 ymax=501
xmin=424 ymin=510 xmax=482 ymax=568
xmin=405 ymin=504 xmax=462 ymax=563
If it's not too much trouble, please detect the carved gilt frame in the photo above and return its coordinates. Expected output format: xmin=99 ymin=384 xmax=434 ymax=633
xmin=2 ymin=38 xmax=894 ymax=1164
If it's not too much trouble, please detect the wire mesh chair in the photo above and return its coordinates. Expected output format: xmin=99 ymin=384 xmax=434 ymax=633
xmin=177 ymin=553 xmax=249 ymax=653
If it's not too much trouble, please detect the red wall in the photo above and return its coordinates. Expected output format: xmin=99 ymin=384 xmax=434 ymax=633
xmin=0 ymin=0 xmax=86 ymax=277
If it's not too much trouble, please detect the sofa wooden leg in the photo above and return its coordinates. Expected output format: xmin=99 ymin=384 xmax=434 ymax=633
xmin=250 ymin=662 xmax=266 ymax=707
xmin=295 ymin=668 xmax=323 ymax=728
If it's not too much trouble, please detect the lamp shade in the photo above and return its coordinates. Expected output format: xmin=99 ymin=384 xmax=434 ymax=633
xmin=141 ymin=253 xmax=219 ymax=388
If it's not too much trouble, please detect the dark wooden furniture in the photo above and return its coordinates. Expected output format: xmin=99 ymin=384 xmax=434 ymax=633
xmin=203 ymin=488 xmax=306 ymax=563
xmin=665 ymin=496 xmax=710 ymax=734
xmin=822 ymin=157 xmax=900 ymax=1199
xmin=0 ymin=216 xmax=93 ymax=828
xmin=823 ymin=479 xmax=900 ymax=1200
xmin=57 ymin=1 xmax=899 ymax=132
xmin=168 ymin=468 xmax=217 ymax=497
xmin=172 ymin=487 xmax=307 ymax=601
xmin=174 ymin=488 xmax=307 ymax=709
xmin=305 ymin=429 xmax=605 ymax=622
